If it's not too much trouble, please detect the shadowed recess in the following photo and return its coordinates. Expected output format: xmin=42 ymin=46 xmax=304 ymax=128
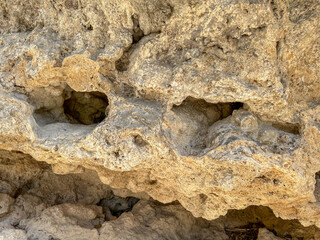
xmin=172 ymin=97 xmax=243 ymax=126
xmin=63 ymin=91 xmax=109 ymax=125
xmin=168 ymin=97 xmax=244 ymax=155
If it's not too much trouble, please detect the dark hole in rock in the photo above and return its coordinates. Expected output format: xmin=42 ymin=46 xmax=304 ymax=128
xmin=115 ymin=15 xmax=144 ymax=72
xmin=87 ymin=24 xmax=93 ymax=31
xmin=148 ymin=180 xmax=157 ymax=185
xmin=29 ymin=85 xmax=109 ymax=126
xmin=63 ymin=91 xmax=109 ymax=125
xmin=231 ymin=102 xmax=244 ymax=111
xmin=133 ymin=135 xmax=148 ymax=147
xmin=172 ymin=97 xmax=243 ymax=126
xmin=225 ymin=222 xmax=265 ymax=240
xmin=113 ymin=151 xmax=120 ymax=158
xmin=115 ymin=50 xmax=130 ymax=72
xmin=98 ymin=195 xmax=140 ymax=220
xmin=271 ymin=122 xmax=300 ymax=135
xmin=132 ymin=14 xmax=144 ymax=44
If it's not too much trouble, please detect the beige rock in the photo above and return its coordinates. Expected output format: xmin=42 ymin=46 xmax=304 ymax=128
xmin=234 ymin=109 xmax=259 ymax=132
xmin=0 ymin=151 xmax=318 ymax=239
xmin=258 ymin=228 xmax=284 ymax=240
xmin=0 ymin=0 xmax=320 ymax=234
xmin=99 ymin=200 xmax=228 ymax=240
xmin=0 ymin=194 xmax=14 ymax=217
xmin=24 ymin=204 xmax=102 ymax=240
xmin=0 ymin=229 xmax=27 ymax=240
xmin=259 ymin=128 xmax=279 ymax=144
xmin=52 ymin=162 xmax=85 ymax=174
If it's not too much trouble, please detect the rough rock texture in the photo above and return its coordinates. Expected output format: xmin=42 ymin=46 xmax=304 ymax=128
xmin=0 ymin=150 xmax=319 ymax=239
xmin=257 ymin=228 xmax=283 ymax=240
xmin=1 ymin=0 xmax=320 ymax=238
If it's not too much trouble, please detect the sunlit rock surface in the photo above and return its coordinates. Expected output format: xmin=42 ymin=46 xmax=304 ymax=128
xmin=1 ymin=0 xmax=320 ymax=238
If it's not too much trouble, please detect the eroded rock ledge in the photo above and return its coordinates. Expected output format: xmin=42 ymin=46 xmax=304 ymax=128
xmin=1 ymin=0 xmax=320 ymax=238
xmin=0 ymin=150 xmax=319 ymax=240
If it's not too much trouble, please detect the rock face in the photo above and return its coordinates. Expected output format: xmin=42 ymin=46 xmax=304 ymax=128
xmin=0 ymin=0 xmax=320 ymax=238
xmin=0 ymin=150 xmax=319 ymax=239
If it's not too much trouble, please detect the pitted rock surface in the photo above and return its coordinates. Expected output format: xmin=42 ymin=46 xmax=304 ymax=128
xmin=1 ymin=0 xmax=320 ymax=238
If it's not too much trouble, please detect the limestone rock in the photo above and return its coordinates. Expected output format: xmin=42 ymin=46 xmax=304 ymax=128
xmin=0 ymin=194 xmax=14 ymax=218
xmin=258 ymin=228 xmax=283 ymax=240
xmin=0 ymin=229 xmax=27 ymax=240
xmin=1 ymin=0 xmax=320 ymax=237
xmin=99 ymin=200 xmax=228 ymax=240
xmin=0 ymin=151 xmax=318 ymax=239
xmin=24 ymin=204 xmax=102 ymax=240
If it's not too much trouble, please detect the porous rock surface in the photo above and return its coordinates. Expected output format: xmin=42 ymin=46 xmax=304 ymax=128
xmin=0 ymin=150 xmax=319 ymax=240
xmin=0 ymin=0 xmax=320 ymax=238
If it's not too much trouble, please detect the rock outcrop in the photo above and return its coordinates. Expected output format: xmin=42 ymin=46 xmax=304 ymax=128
xmin=0 ymin=150 xmax=319 ymax=239
xmin=1 ymin=0 xmax=320 ymax=238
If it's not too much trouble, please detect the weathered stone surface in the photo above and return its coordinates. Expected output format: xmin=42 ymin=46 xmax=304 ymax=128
xmin=24 ymin=203 xmax=102 ymax=240
xmin=0 ymin=151 xmax=318 ymax=239
xmin=0 ymin=229 xmax=27 ymax=240
xmin=258 ymin=228 xmax=283 ymax=240
xmin=1 ymin=0 xmax=320 ymax=238
xmin=0 ymin=194 xmax=14 ymax=217
xmin=99 ymin=200 xmax=228 ymax=240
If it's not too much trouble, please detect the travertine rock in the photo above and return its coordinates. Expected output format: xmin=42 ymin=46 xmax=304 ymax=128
xmin=0 ymin=151 xmax=318 ymax=239
xmin=1 ymin=0 xmax=320 ymax=237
